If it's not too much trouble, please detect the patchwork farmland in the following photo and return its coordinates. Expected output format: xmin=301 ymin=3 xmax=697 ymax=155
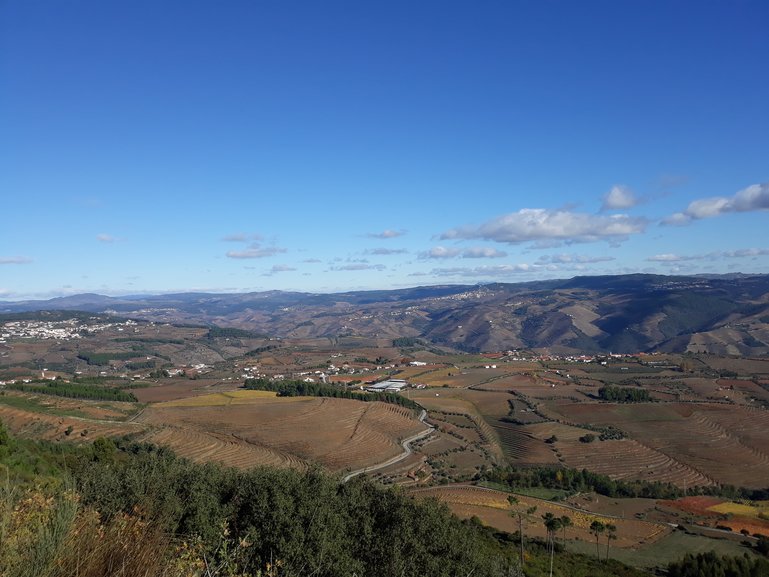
xmin=411 ymin=484 xmax=670 ymax=548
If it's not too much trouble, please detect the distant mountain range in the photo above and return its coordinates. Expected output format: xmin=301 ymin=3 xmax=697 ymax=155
xmin=3 ymin=274 xmax=769 ymax=355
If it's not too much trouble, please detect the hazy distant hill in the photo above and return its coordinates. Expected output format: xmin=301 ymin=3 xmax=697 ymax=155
xmin=3 ymin=274 xmax=769 ymax=355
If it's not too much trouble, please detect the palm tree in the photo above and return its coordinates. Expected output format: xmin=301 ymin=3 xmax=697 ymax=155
xmin=589 ymin=520 xmax=605 ymax=560
xmin=605 ymin=523 xmax=617 ymax=560
xmin=542 ymin=513 xmax=562 ymax=577
xmin=508 ymin=496 xmax=537 ymax=569
xmin=507 ymin=496 xmax=523 ymax=568
xmin=560 ymin=515 xmax=572 ymax=545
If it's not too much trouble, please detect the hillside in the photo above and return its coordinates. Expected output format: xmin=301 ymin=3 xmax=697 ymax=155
xmin=3 ymin=274 xmax=769 ymax=354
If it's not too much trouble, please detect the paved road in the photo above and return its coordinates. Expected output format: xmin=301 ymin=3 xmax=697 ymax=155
xmin=342 ymin=409 xmax=434 ymax=482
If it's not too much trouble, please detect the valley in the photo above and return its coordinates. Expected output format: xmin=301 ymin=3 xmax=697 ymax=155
xmin=2 ymin=301 xmax=769 ymax=573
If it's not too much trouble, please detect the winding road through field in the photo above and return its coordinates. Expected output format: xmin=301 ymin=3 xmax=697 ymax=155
xmin=341 ymin=409 xmax=434 ymax=482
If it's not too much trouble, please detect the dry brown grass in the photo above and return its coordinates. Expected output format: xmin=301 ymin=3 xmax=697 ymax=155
xmin=158 ymin=389 xmax=277 ymax=407
xmin=137 ymin=396 xmax=426 ymax=473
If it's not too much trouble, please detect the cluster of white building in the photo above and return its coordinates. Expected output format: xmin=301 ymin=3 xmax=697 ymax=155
xmin=0 ymin=318 xmax=138 ymax=343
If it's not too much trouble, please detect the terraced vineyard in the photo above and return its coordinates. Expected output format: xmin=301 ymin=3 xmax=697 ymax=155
xmin=552 ymin=402 xmax=769 ymax=488
xmin=524 ymin=421 xmax=715 ymax=488
xmin=0 ymin=403 xmax=144 ymax=441
xmin=490 ymin=420 xmax=560 ymax=466
xmin=137 ymin=394 xmax=427 ymax=473
xmin=144 ymin=426 xmax=305 ymax=470
xmin=557 ymin=438 xmax=715 ymax=487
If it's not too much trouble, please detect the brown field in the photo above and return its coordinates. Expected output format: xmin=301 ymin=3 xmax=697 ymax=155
xmin=373 ymin=450 xmax=428 ymax=484
xmin=556 ymin=437 xmax=715 ymax=487
xmin=409 ymin=373 xmax=769 ymax=486
xmin=409 ymin=390 xmax=482 ymax=414
xmin=521 ymin=420 xmax=715 ymax=487
xmin=410 ymin=390 xmax=505 ymax=456
xmin=430 ymin=416 xmax=484 ymax=445
xmin=549 ymin=401 xmax=769 ymax=487
xmin=440 ymin=388 xmax=514 ymax=418
xmin=0 ymin=403 xmax=145 ymax=442
xmin=136 ymin=394 xmax=426 ymax=473
xmin=717 ymin=379 xmax=769 ymax=403
xmin=1 ymin=390 xmax=136 ymax=421
xmin=392 ymin=365 xmax=446 ymax=381
xmin=491 ymin=421 xmax=560 ymax=466
xmin=417 ymin=367 xmax=512 ymax=388
xmin=410 ymin=387 xmax=558 ymax=464
xmin=661 ymin=496 xmax=769 ymax=537
xmin=412 ymin=485 xmax=670 ymax=548
xmin=131 ymin=378 xmax=238 ymax=402
xmin=159 ymin=389 xmax=278 ymax=406
xmin=680 ymin=378 xmax=721 ymax=398
xmin=144 ymin=425 xmax=305 ymax=470
xmin=521 ymin=421 xmax=715 ymax=487
xmin=492 ymin=374 xmax=588 ymax=401
xmin=419 ymin=435 xmax=464 ymax=456
xmin=700 ymin=357 xmax=769 ymax=376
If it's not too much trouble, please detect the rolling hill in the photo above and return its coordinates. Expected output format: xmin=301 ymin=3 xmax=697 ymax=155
xmin=3 ymin=274 xmax=769 ymax=354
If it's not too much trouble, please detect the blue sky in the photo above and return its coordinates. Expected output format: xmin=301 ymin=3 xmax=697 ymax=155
xmin=2 ymin=1 xmax=768 ymax=300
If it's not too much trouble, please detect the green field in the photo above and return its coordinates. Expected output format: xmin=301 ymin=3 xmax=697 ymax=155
xmin=566 ymin=529 xmax=759 ymax=570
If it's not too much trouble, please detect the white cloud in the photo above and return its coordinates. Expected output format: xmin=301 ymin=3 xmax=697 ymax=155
xmin=601 ymin=185 xmax=638 ymax=210
xmin=646 ymin=254 xmax=700 ymax=262
xmin=331 ymin=263 xmax=386 ymax=271
xmin=461 ymin=247 xmax=508 ymax=259
xmin=420 ymin=246 xmax=462 ymax=259
xmin=0 ymin=256 xmax=32 ymax=264
xmin=663 ymin=182 xmax=769 ymax=225
xmin=537 ymin=254 xmax=615 ymax=264
xmin=430 ymin=264 xmax=534 ymax=277
xmin=733 ymin=183 xmax=769 ymax=211
xmin=441 ymin=209 xmax=647 ymax=244
xmin=367 ymin=229 xmax=406 ymax=239
xmin=722 ymin=248 xmax=769 ymax=258
xmin=647 ymin=248 xmax=769 ymax=263
xmin=262 ymin=264 xmax=296 ymax=276
xmin=96 ymin=233 xmax=117 ymax=243
xmin=223 ymin=233 xmax=263 ymax=242
xmin=365 ymin=248 xmax=408 ymax=255
xmin=661 ymin=212 xmax=691 ymax=226
xmin=226 ymin=245 xmax=286 ymax=259
xmin=686 ymin=197 xmax=732 ymax=219
xmin=302 ymin=258 xmax=322 ymax=263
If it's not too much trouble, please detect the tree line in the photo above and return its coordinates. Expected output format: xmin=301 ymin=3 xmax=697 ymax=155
xmin=481 ymin=465 xmax=769 ymax=501
xmin=598 ymin=385 xmax=651 ymax=403
xmin=667 ymin=551 xmax=769 ymax=577
xmin=77 ymin=351 xmax=140 ymax=365
xmin=243 ymin=377 xmax=422 ymax=410
xmin=7 ymin=381 xmax=138 ymax=402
